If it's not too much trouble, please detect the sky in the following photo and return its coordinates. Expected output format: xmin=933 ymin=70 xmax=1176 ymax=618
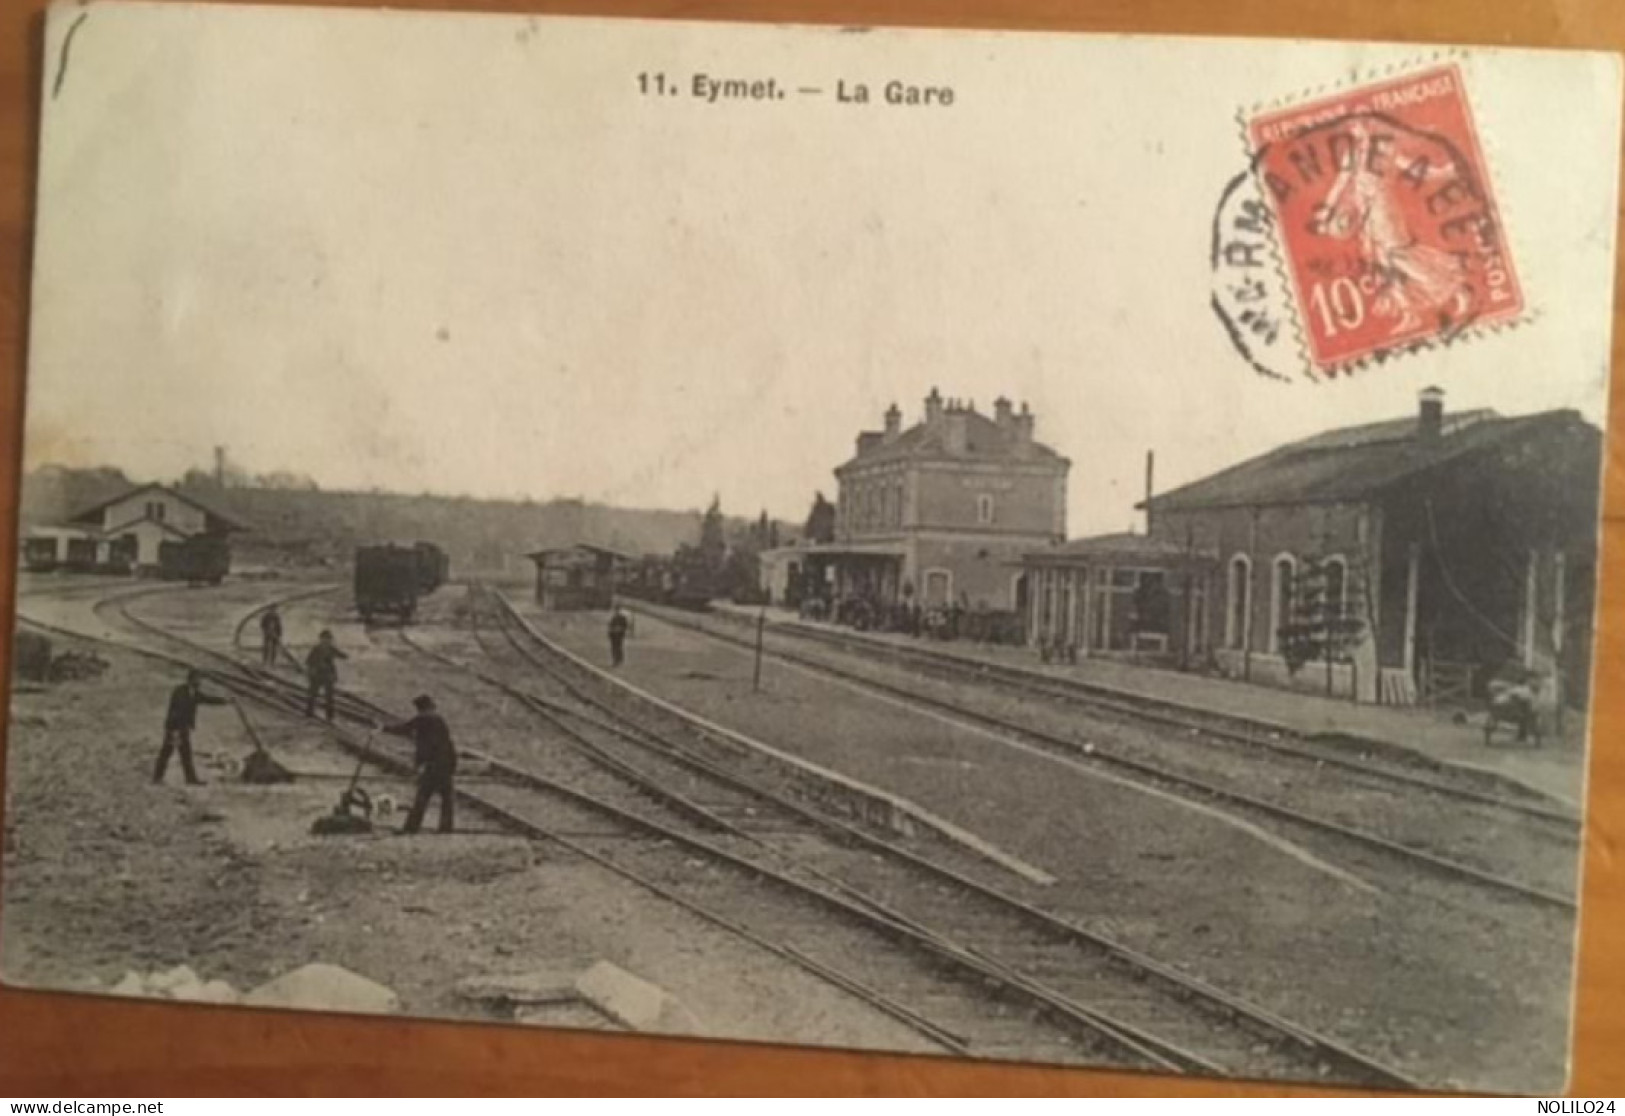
xmin=23 ymin=5 xmax=1621 ymax=537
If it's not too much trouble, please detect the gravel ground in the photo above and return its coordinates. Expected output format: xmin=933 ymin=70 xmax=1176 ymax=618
xmin=653 ymin=607 xmax=1582 ymax=900
xmin=29 ymin=582 xmax=1571 ymax=1089
xmin=515 ymin=601 xmax=1577 ymax=1094
xmin=1 ymin=600 xmax=941 ymax=1056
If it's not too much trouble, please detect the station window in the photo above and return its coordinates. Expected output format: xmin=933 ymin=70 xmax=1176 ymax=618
xmin=1270 ymin=555 xmax=1297 ymax=654
xmin=976 ymin=494 xmax=995 ymax=525
xmin=1227 ymin=554 xmax=1252 ymax=650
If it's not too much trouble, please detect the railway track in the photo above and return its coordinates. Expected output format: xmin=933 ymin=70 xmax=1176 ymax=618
xmin=230 ymin=584 xmax=343 ymax=659
xmin=620 ymin=601 xmax=1579 ymax=916
xmin=700 ymin=606 xmax=1578 ymax=816
xmin=14 ymin=574 xmax=151 ymax=600
xmin=6 ymin=584 xmax=1293 ymax=1085
xmin=15 ymin=583 xmax=1333 ymax=1079
xmin=391 ymin=585 xmax=1425 ymax=1087
xmin=15 ymin=581 xmax=1430 ymax=1084
xmin=378 ymin=624 xmax=1198 ymax=1070
xmin=19 ymin=588 xmax=997 ymax=1057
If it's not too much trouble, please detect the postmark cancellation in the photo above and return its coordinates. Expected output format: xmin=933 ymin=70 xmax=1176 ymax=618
xmin=1215 ymin=62 xmax=1524 ymax=381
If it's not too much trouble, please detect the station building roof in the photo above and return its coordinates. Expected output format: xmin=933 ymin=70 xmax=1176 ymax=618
xmin=67 ymin=482 xmax=250 ymax=533
xmin=526 ymin=543 xmax=636 ymax=564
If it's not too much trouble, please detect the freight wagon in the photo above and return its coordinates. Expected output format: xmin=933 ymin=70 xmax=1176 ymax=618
xmin=413 ymin=541 xmax=451 ymax=594
xmin=355 ymin=544 xmax=422 ymax=622
xmin=158 ymin=533 xmax=229 ymax=585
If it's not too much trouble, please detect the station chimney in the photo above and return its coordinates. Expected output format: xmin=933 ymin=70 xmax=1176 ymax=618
xmin=924 ymin=387 xmax=944 ymax=427
xmin=1418 ymin=386 xmax=1445 ymax=441
xmin=994 ymin=396 xmax=1013 ymax=428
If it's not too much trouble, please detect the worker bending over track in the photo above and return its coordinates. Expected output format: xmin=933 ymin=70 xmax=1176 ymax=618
xmin=377 ymin=694 xmax=458 ymax=835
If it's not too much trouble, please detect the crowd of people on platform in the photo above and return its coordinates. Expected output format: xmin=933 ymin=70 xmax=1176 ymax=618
xmin=793 ymin=590 xmax=1022 ymax=645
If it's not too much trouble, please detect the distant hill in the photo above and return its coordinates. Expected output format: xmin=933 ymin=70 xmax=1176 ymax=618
xmin=18 ymin=465 xmax=139 ymax=529
xmin=17 ymin=466 xmax=785 ymax=577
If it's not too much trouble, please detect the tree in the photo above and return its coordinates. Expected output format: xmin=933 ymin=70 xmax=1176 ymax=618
xmin=717 ymin=508 xmax=770 ymax=604
xmin=698 ymin=495 xmax=727 ymax=574
xmin=1279 ymin=556 xmax=1367 ymax=694
xmin=804 ymin=491 xmax=836 ymax=544
xmin=252 ymin=471 xmax=320 ymax=491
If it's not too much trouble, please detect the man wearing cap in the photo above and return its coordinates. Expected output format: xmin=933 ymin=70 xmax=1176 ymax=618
xmin=304 ymin=629 xmax=348 ymax=722
xmin=380 ymin=694 xmax=458 ymax=834
xmin=154 ymin=669 xmax=228 ymax=785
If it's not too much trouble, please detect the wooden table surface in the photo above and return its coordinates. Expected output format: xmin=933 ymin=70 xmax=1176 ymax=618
xmin=1 ymin=0 xmax=1621 ymax=1097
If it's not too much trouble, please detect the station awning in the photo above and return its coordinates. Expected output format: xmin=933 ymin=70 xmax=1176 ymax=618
xmin=796 ymin=543 xmax=907 ymax=560
xmin=1018 ymin=532 xmax=1217 ymax=569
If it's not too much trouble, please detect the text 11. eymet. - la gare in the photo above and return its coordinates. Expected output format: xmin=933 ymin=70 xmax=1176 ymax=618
xmin=637 ymin=72 xmax=956 ymax=106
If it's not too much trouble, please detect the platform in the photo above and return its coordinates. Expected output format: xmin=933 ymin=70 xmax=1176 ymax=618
xmin=712 ymin=603 xmax=1588 ymax=809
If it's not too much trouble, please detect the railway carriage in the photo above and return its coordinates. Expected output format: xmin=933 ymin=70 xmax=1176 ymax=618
xmin=619 ymin=552 xmax=716 ymax=611
xmin=22 ymin=537 xmax=60 ymax=572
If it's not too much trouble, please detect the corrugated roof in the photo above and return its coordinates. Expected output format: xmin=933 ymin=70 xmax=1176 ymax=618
xmin=1143 ymin=408 xmax=1585 ymax=512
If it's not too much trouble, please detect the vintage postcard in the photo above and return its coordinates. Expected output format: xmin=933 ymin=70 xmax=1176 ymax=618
xmin=4 ymin=1 xmax=1619 ymax=1093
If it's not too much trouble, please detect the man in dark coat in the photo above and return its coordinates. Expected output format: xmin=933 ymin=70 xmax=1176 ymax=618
xmin=304 ymin=629 xmax=347 ymax=721
xmin=259 ymin=604 xmax=284 ymax=668
xmin=608 ymin=606 xmax=630 ymax=667
xmin=381 ymin=694 xmax=458 ymax=834
xmin=154 ymin=670 xmax=227 ymax=785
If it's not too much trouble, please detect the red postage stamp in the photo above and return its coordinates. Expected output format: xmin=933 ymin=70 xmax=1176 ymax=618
xmin=1244 ymin=64 xmax=1522 ymax=373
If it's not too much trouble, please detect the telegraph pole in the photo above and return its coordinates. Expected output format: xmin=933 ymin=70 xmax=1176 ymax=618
xmin=752 ymin=602 xmax=767 ymax=692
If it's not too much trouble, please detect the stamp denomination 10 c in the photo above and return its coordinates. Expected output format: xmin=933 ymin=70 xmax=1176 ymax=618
xmin=1229 ymin=63 xmax=1522 ymax=378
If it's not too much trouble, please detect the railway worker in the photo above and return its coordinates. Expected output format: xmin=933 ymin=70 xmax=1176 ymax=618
xmin=153 ymin=670 xmax=227 ymax=786
xmin=608 ymin=606 xmax=631 ymax=667
xmin=259 ymin=604 xmax=284 ymax=668
xmin=304 ymin=629 xmax=348 ymax=722
xmin=378 ymin=694 xmax=458 ymax=834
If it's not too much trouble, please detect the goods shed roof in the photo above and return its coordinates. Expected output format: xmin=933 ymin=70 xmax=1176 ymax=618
xmin=1140 ymin=408 xmax=1588 ymax=513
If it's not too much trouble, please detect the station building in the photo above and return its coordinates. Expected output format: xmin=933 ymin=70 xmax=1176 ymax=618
xmin=1019 ymin=389 xmax=1603 ymax=709
xmin=1019 ymin=532 xmax=1217 ymax=665
xmin=24 ymin=483 xmax=245 ymax=574
xmin=799 ymin=389 xmax=1070 ymax=615
xmin=529 ymin=543 xmax=634 ymax=610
